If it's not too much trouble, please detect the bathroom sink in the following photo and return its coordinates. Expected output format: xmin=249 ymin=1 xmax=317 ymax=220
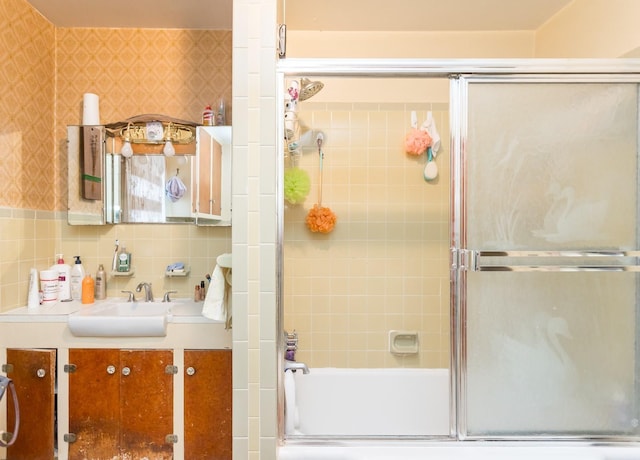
xmin=68 ymin=301 xmax=170 ymax=337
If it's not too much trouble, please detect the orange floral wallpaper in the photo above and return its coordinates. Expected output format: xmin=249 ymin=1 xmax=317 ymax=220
xmin=1 ymin=0 xmax=232 ymax=212
xmin=55 ymin=28 xmax=233 ymax=211
xmin=0 ymin=0 xmax=55 ymax=210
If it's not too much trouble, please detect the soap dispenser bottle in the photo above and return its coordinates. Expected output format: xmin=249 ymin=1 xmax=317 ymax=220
xmin=117 ymin=244 xmax=131 ymax=272
xmin=70 ymin=256 xmax=85 ymax=301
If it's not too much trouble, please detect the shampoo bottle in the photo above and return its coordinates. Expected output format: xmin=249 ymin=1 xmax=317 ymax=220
xmin=81 ymin=274 xmax=95 ymax=304
xmin=51 ymin=254 xmax=71 ymax=301
xmin=70 ymin=256 xmax=85 ymax=301
xmin=95 ymin=264 xmax=106 ymax=300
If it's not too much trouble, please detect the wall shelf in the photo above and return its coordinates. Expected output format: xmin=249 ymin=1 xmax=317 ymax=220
xmin=165 ymin=267 xmax=190 ymax=277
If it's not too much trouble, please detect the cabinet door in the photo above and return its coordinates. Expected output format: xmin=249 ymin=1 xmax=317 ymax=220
xmin=197 ymin=133 xmax=214 ymax=215
xmin=120 ymin=349 xmax=173 ymax=460
xmin=69 ymin=348 xmax=120 ymax=460
xmin=69 ymin=349 xmax=173 ymax=460
xmin=6 ymin=348 xmax=56 ymax=460
xmin=194 ymin=126 xmax=231 ymax=225
xmin=184 ymin=349 xmax=232 ymax=460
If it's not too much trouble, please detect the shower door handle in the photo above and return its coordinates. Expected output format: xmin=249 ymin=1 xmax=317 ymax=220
xmin=466 ymin=249 xmax=640 ymax=272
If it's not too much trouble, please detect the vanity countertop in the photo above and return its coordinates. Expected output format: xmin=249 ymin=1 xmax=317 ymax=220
xmin=0 ymin=299 xmax=214 ymax=324
xmin=0 ymin=299 xmax=230 ymax=349
xmin=0 ymin=301 xmax=81 ymax=322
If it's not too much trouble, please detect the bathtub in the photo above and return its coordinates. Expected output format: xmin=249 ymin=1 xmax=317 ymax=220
xmin=285 ymin=367 xmax=449 ymax=436
xmin=281 ymin=368 xmax=640 ymax=459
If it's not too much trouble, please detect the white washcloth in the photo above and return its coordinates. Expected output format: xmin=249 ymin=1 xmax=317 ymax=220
xmin=202 ymin=257 xmax=232 ymax=329
xmin=421 ymin=111 xmax=441 ymax=156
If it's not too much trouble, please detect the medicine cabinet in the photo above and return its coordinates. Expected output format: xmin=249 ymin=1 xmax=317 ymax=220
xmin=67 ymin=121 xmax=232 ymax=226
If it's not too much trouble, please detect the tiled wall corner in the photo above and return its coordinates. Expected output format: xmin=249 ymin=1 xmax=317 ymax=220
xmin=233 ymin=0 xmax=279 ymax=458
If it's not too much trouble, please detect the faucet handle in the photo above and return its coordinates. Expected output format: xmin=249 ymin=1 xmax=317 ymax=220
xmin=121 ymin=290 xmax=136 ymax=302
xmin=162 ymin=290 xmax=177 ymax=302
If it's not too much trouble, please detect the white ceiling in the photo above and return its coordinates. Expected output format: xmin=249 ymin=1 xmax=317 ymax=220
xmin=26 ymin=0 xmax=572 ymax=31
xmin=284 ymin=0 xmax=573 ymax=32
xmin=25 ymin=0 xmax=233 ymax=29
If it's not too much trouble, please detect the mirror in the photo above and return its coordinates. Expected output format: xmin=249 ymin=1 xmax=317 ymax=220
xmin=67 ymin=121 xmax=231 ymax=226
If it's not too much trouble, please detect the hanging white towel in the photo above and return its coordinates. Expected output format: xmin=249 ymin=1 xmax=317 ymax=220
xmin=284 ymin=370 xmax=297 ymax=435
xmin=284 ymin=370 xmax=302 ymax=435
xmin=202 ymin=253 xmax=232 ymax=329
xmin=421 ymin=111 xmax=441 ymax=156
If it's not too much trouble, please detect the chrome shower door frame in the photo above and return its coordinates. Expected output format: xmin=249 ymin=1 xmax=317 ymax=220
xmin=276 ymin=58 xmax=640 ymax=443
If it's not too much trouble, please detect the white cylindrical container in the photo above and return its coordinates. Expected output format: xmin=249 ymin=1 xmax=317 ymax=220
xmin=27 ymin=268 xmax=40 ymax=310
xmin=40 ymin=269 xmax=58 ymax=304
xmin=82 ymin=93 xmax=100 ymax=125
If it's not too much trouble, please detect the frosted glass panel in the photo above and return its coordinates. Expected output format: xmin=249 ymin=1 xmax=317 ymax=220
xmin=466 ymin=83 xmax=637 ymax=250
xmin=467 ymin=271 xmax=637 ymax=434
xmin=463 ymin=82 xmax=640 ymax=436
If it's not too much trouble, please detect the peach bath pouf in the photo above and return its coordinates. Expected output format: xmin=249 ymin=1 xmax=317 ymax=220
xmin=306 ymin=204 xmax=337 ymax=233
xmin=404 ymin=128 xmax=432 ymax=156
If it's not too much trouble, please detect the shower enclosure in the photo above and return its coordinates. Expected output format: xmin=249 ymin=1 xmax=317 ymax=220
xmin=278 ymin=59 xmax=640 ymax=441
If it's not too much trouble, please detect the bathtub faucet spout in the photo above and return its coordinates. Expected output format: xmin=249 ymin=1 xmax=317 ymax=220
xmin=284 ymin=361 xmax=310 ymax=374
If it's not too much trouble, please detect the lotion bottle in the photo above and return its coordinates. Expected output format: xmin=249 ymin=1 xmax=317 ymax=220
xmin=70 ymin=256 xmax=85 ymax=301
xmin=81 ymin=274 xmax=95 ymax=304
xmin=51 ymin=254 xmax=71 ymax=301
xmin=95 ymin=264 xmax=106 ymax=300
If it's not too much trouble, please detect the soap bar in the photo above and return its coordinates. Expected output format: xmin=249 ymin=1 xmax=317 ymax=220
xmin=166 ymin=262 xmax=185 ymax=271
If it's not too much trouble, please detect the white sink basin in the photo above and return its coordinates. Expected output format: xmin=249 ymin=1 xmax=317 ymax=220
xmin=68 ymin=301 xmax=170 ymax=337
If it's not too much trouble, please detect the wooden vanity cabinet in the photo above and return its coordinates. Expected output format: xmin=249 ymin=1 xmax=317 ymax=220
xmin=184 ymin=349 xmax=232 ymax=459
xmin=68 ymin=348 xmax=173 ymax=460
xmin=4 ymin=348 xmax=56 ymax=460
xmin=2 ymin=346 xmax=232 ymax=460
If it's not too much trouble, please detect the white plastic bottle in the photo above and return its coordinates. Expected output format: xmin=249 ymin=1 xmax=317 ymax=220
xmin=27 ymin=268 xmax=40 ymax=310
xmin=51 ymin=254 xmax=72 ymax=301
xmin=70 ymin=256 xmax=85 ymax=301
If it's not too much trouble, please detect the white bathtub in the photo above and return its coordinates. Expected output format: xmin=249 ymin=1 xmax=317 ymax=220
xmin=278 ymin=441 xmax=640 ymax=460
xmin=281 ymin=368 xmax=640 ymax=459
xmin=286 ymin=367 xmax=449 ymax=436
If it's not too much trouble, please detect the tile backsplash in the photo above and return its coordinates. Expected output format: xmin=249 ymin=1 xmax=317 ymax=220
xmin=0 ymin=208 xmax=231 ymax=310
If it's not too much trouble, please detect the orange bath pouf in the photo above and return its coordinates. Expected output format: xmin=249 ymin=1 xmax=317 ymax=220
xmin=306 ymin=204 xmax=337 ymax=233
xmin=404 ymin=127 xmax=432 ymax=156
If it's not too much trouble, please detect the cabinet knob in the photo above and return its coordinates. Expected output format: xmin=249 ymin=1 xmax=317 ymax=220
xmin=106 ymin=365 xmax=116 ymax=375
xmin=36 ymin=368 xmax=46 ymax=378
xmin=186 ymin=366 xmax=196 ymax=376
xmin=122 ymin=366 xmax=131 ymax=376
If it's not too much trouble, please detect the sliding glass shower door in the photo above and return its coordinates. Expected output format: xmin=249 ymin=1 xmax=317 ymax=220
xmin=454 ymin=77 xmax=640 ymax=438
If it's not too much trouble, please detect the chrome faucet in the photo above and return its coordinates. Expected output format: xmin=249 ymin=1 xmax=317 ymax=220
xmin=162 ymin=290 xmax=177 ymax=302
xmin=135 ymin=282 xmax=154 ymax=302
xmin=284 ymin=361 xmax=310 ymax=374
